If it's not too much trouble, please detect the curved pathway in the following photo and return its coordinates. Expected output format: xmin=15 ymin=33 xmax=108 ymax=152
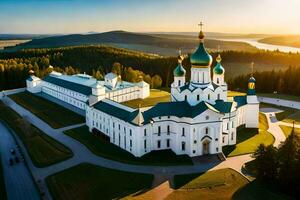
xmin=4 ymin=96 xmax=290 ymax=200
xmin=0 ymin=122 xmax=40 ymax=200
xmin=260 ymin=108 xmax=287 ymax=148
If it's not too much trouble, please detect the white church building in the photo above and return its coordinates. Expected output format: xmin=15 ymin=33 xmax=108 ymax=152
xmin=26 ymin=27 xmax=259 ymax=158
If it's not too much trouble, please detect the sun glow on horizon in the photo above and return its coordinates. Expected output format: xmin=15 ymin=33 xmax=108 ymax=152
xmin=0 ymin=0 xmax=300 ymax=35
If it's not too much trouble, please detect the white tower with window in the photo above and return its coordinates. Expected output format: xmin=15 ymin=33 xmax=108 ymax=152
xmin=213 ymin=54 xmax=227 ymax=100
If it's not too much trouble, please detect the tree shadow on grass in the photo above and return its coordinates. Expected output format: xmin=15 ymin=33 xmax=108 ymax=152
xmin=172 ymin=173 xmax=204 ymax=189
xmin=233 ymin=179 xmax=294 ymax=200
xmin=237 ymin=128 xmax=259 ymax=143
xmin=222 ymin=145 xmax=237 ymax=157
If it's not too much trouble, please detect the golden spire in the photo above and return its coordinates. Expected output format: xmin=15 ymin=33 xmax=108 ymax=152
xmin=251 ymin=62 xmax=254 ymax=77
xmin=216 ymin=54 xmax=222 ymax=63
xmin=178 ymin=49 xmax=183 ymax=63
xmin=216 ymin=45 xmax=221 ymax=63
xmin=198 ymin=21 xmax=205 ymax=40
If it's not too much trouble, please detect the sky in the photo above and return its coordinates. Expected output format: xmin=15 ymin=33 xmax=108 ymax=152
xmin=0 ymin=0 xmax=300 ymax=34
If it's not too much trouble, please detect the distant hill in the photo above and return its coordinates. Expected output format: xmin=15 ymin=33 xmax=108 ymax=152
xmin=259 ymin=35 xmax=300 ymax=48
xmin=5 ymin=31 xmax=258 ymax=55
xmin=0 ymin=34 xmax=59 ymax=40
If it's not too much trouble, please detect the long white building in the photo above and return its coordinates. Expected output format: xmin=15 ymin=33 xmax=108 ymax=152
xmin=27 ymin=27 xmax=259 ymax=158
xmin=27 ymin=71 xmax=150 ymax=110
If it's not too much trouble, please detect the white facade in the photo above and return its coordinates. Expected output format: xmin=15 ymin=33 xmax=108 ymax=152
xmin=26 ymin=29 xmax=259 ymax=158
xmin=26 ymin=71 xmax=150 ymax=110
xmin=86 ymin=30 xmax=259 ymax=158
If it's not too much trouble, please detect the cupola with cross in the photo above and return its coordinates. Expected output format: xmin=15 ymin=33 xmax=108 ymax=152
xmin=190 ymin=21 xmax=213 ymax=85
xmin=213 ymin=47 xmax=225 ymax=86
xmin=172 ymin=50 xmax=186 ymax=87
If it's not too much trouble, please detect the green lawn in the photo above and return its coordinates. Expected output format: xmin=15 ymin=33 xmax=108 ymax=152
xmin=9 ymin=92 xmax=85 ymax=128
xmin=0 ymin=102 xmax=73 ymax=167
xmin=258 ymin=93 xmax=300 ymax=102
xmin=277 ymin=110 xmax=300 ymax=125
xmin=46 ymin=163 xmax=153 ymax=200
xmin=167 ymin=168 xmax=249 ymax=200
xmin=121 ymin=89 xmax=170 ymax=108
xmin=223 ymin=113 xmax=274 ymax=157
xmin=228 ymin=91 xmax=246 ymax=97
xmin=0 ymin=154 xmax=7 ymax=200
xmin=64 ymin=126 xmax=193 ymax=166
xmin=259 ymin=102 xmax=300 ymax=124
xmin=279 ymin=125 xmax=300 ymax=138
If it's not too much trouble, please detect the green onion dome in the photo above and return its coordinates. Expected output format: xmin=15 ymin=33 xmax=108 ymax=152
xmin=213 ymin=54 xmax=225 ymax=75
xmin=173 ymin=54 xmax=186 ymax=77
xmin=249 ymin=76 xmax=256 ymax=83
xmin=190 ymin=31 xmax=213 ymax=67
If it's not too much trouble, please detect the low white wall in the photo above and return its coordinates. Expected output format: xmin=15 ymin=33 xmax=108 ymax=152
xmin=258 ymin=96 xmax=300 ymax=109
xmin=0 ymin=88 xmax=26 ymax=99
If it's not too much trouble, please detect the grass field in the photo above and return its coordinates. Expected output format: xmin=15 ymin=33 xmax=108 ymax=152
xmin=46 ymin=163 xmax=153 ymax=200
xmin=228 ymin=91 xmax=246 ymax=97
xmin=279 ymin=125 xmax=300 ymax=138
xmin=122 ymin=90 xmax=247 ymax=108
xmin=121 ymin=89 xmax=171 ymax=108
xmin=259 ymin=102 xmax=300 ymax=124
xmin=223 ymin=113 xmax=274 ymax=157
xmin=0 ymin=154 xmax=7 ymax=200
xmin=167 ymin=168 xmax=249 ymax=200
xmin=64 ymin=126 xmax=192 ymax=166
xmin=0 ymin=101 xmax=73 ymax=167
xmin=9 ymin=92 xmax=85 ymax=128
xmin=227 ymin=90 xmax=246 ymax=102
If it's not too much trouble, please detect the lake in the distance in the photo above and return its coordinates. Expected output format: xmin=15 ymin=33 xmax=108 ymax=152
xmin=213 ymin=38 xmax=300 ymax=53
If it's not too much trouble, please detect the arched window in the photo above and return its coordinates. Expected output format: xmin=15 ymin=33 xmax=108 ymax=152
xmin=208 ymin=94 xmax=210 ymax=100
xmin=178 ymin=80 xmax=181 ymax=86
xmin=167 ymin=125 xmax=170 ymax=134
xmin=197 ymin=94 xmax=200 ymax=101
xmin=184 ymin=95 xmax=187 ymax=101
xmin=205 ymin=127 xmax=209 ymax=135
xmin=217 ymin=78 xmax=219 ymax=84
xmin=181 ymin=142 xmax=186 ymax=151
xmin=217 ymin=93 xmax=220 ymax=100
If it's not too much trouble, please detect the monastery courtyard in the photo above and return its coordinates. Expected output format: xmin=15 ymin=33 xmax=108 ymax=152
xmin=0 ymin=89 xmax=298 ymax=200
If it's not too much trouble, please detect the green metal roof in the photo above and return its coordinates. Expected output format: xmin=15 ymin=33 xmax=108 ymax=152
xmin=94 ymin=101 xmax=138 ymax=124
xmin=44 ymin=75 xmax=92 ymax=96
xmin=179 ymin=82 xmax=220 ymax=92
xmin=93 ymin=99 xmax=238 ymax=126
xmin=190 ymin=42 xmax=212 ymax=66
xmin=249 ymin=76 xmax=256 ymax=82
xmin=213 ymin=63 xmax=225 ymax=75
xmin=212 ymin=100 xmax=233 ymax=113
xmin=173 ymin=63 xmax=186 ymax=77
xmin=234 ymin=96 xmax=247 ymax=107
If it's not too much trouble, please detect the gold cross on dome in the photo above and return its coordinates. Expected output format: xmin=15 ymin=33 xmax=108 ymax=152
xmin=198 ymin=21 xmax=204 ymax=31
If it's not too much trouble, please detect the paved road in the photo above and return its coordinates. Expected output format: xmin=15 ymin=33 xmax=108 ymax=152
xmin=0 ymin=122 xmax=40 ymax=200
xmin=260 ymin=110 xmax=286 ymax=148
